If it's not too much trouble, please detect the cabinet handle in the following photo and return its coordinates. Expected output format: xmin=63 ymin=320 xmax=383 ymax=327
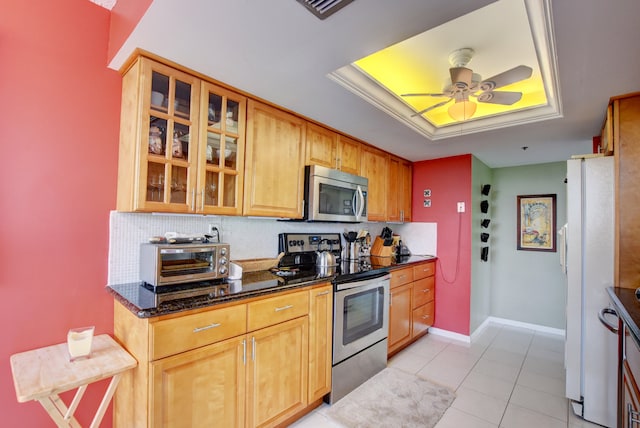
xmin=399 ymin=274 xmax=407 ymax=280
xmin=191 ymin=189 xmax=196 ymax=211
xmin=242 ymin=339 xmax=246 ymax=365
xmin=422 ymin=288 xmax=431 ymax=293
xmin=390 ymin=292 xmax=393 ymax=306
xmin=193 ymin=322 xmax=221 ymax=333
xmin=317 ymin=291 xmax=330 ymax=296
xmin=275 ymin=304 xmax=293 ymax=312
xmin=251 ymin=337 xmax=256 ymax=361
xmin=201 ymin=189 xmax=205 ymax=211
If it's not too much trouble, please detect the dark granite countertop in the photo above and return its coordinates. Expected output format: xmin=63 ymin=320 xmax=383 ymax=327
xmin=607 ymin=287 xmax=640 ymax=348
xmin=107 ymin=254 xmax=436 ymax=319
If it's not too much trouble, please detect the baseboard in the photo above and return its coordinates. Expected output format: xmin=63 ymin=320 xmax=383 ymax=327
xmin=432 ymin=317 xmax=565 ymax=345
xmin=474 ymin=316 xmax=565 ymax=337
xmin=428 ymin=327 xmax=470 ymax=344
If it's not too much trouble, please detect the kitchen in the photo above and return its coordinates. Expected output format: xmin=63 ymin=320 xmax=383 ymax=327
xmin=2 ymin=0 xmax=640 ymax=427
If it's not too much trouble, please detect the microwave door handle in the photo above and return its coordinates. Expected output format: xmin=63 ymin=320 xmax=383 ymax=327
xmin=354 ymin=185 xmax=365 ymax=220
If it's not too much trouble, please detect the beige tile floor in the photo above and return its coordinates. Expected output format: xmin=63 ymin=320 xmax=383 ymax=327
xmin=290 ymin=323 xmax=605 ymax=428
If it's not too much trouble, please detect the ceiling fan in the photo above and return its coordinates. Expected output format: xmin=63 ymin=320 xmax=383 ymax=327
xmin=401 ymin=48 xmax=533 ymax=121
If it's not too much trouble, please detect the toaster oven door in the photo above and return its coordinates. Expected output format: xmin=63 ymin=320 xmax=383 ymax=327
xmin=157 ymin=246 xmax=217 ymax=285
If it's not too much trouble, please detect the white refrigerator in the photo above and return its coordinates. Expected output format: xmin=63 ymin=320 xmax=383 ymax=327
xmin=562 ymin=155 xmax=617 ymax=428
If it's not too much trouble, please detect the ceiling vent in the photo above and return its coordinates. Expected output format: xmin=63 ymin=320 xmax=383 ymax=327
xmin=296 ymin=0 xmax=355 ymax=20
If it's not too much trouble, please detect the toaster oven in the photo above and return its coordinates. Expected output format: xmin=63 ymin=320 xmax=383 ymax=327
xmin=140 ymin=243 xmax=230 ymax=286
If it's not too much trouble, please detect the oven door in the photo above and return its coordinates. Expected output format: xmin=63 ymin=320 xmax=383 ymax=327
xmin=333 ymin=274 xmax=390 ymax=364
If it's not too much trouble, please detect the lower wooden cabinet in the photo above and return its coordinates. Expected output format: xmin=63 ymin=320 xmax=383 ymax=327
xmin=247 ymin=317 xmax=309 ymax=428
xmin=114 ymin=283 xmax=331 ymax=428
xmin=388 ymin=261 xmax=436 ymax=357
xmin=151 ymin=336 xmax=246 ymax=427
xmin=388 ymin=282 xmax=412 ymax=354
xmin=622 ymin=322 xmax=640 ymax=427
xmin=308 ymin=285 xmax=333 ymax=402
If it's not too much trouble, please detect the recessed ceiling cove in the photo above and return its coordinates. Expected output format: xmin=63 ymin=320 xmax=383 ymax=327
xmin=328 ymin=0 xmax=561 ymax=140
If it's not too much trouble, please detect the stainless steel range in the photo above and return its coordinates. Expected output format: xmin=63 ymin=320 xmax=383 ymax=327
xmin=278 ymin=232 xmax=390 ymax=404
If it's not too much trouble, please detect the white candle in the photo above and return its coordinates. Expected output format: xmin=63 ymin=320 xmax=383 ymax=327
xmin=67 ymin=326 xmax=94 ymax=360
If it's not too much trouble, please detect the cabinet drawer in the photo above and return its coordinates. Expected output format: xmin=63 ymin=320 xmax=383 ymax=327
xmin=391 ymin=267 xmax=414 ymax=288
xmin=247 ymin=290 xmax=309 ymax=331
xmin=412 ymin=276 xmax=435 ymax=308
xmin=413 ymin=261 xmax=435 ymax=280
xmin=150 ymin=304 xmax=247 ymax=360
xmin=412 ymin=300 xmax=434 ymax=338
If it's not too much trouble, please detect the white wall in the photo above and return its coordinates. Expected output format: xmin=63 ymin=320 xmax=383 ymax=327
xmin=490 ymin=162 xmax=567 ymax=329
xmin=108 ymin=211 xmax=437 ymax=284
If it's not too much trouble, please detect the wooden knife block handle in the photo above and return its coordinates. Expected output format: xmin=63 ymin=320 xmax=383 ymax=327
xmin=371 ymin=236 xmax=392 ymax=257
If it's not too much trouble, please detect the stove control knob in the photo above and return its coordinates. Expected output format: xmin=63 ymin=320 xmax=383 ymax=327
xmin=219 ymin=247 xmax=227 ymax=256
xmin=219 ymin=257 xmax=227 ymax=265
xmin=298 ymin=240 xmax=304 ymax=246
xmin=289 ymin=240 xmax=296 ymax=247
xmin=219 ymin=266 xmax=228 ymax=275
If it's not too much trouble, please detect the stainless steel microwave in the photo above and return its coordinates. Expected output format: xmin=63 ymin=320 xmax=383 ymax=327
xmin=140 ymin=243 xmax=230 ymax=286
xmin=304 ymin=165 xmax=368 ymax=222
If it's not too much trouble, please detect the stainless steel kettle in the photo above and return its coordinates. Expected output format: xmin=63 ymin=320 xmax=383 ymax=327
xmin=316 ymin=239 xmax=337 ymax=268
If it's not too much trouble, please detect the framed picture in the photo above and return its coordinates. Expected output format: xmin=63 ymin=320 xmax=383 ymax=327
xmin=517 ymin=194 xmax=557 ymax=252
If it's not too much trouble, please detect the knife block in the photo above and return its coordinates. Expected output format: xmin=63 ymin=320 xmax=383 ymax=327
xmin=370 ymin=236 xmax=392 ymax=257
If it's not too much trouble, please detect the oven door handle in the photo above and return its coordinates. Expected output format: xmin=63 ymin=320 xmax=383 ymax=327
xmin=335 ymin=273 xmax=391 ymax=291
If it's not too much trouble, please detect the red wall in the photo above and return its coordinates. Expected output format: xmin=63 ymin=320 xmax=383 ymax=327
xmin=0 ymin=1 xmax=122 ymax=425
xmin=413 ymin=155 xmax=472 ymax=335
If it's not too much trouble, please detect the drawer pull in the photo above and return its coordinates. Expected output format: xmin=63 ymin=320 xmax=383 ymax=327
xmin=275 ymin=304 xmax=294 ymax=312
xmin=422 ymin=315 xmax=430 ymax=320
xmin=422 ymin=289 xmax=431 ymax=293
xmin=193 ymin=322 xmax=221 ymax=333
xmin=317 ymin=291 xmax=330 ymax=296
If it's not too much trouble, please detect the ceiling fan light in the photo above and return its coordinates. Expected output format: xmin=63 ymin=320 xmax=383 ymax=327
xmin=448 ymin=100 xmax=477 ymax=121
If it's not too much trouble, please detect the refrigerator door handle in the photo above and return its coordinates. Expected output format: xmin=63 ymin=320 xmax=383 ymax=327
xmin=598 ymin=307 xmax=619 ymax=333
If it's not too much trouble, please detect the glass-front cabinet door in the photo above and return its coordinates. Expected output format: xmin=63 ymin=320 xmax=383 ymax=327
xmin=197 ymin=82 xmax=246 ymax=215
xmin=139 ymin=59 xmax=200 ymax=212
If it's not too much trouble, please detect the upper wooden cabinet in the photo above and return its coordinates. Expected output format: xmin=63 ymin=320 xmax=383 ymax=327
xmin=305 ymin=122 xmax=337 ymax=169
xmin=337 ymin=135 xmax=361 ymax=175
xmin=117 ymin=56 xmax=246 ymax=215
xmin=360 ymin=145 xmax=389 ymax=222
xmin=388 ymin=156 xmax=412 ymax=222
xmin=244 ymin=100 xmax=306 ymax=218
xmin=198 ymin=82 xmax=246 ymax=215
xmin=305 ymin=123 xmax=361 ymax=175
xmin=613 ymin=93 xmax=640 ymax=289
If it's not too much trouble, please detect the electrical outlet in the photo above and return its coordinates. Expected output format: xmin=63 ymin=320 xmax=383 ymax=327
xmin=457 ymin=202 xmax=465 ymax=213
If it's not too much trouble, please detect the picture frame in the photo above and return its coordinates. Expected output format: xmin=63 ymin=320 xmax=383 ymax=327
xmin=516 ymin=194 xmax=557 ymax=252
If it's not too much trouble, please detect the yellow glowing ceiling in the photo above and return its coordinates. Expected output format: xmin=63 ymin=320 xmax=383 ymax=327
xmin=328 ymin=0 xmax=560 ymax=139
xmin=354 ymin=42 xmax=548 ymax=127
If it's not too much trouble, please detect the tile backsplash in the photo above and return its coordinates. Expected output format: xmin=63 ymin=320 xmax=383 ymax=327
xmin=108 ymin=211 xmax=437 ymax=285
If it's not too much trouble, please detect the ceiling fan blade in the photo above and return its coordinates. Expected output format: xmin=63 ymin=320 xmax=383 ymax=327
xmin=476 ymin=91 xmax=523 ymax=105
xmin=479 ymin=65 xmax=532 ymax=91
xmin=411 ymin=98 xmax=453 ymax=116
xmin=401 ymin=92 xmax=446 ymax=97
